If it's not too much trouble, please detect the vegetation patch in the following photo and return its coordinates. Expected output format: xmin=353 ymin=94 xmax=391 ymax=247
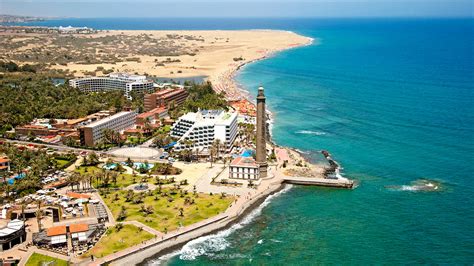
xmin=26 ymin=252 xmax=69 ymax=266
xmin=83 ymin=223 xmax=154 ymax=258
xmin=102 ymin=187 xmax=233 ymax=232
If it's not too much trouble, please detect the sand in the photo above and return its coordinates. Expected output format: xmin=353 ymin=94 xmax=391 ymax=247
xmin=51 ymin=30 xmax=312 ymax=99
xmin=59 ymin=30 xmax=310 ymax=73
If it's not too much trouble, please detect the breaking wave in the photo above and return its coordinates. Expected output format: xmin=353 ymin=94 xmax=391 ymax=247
xmin=295 ymin=130 xmax=327 ymax=136
xmin=386 ymin=179 xmax=442 ymax=192
xmin=150 ymin=185 xmax=293 ymax=263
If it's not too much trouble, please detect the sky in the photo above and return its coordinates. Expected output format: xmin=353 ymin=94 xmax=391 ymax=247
xmin=1 ymin=0 xmax=473 ymax=18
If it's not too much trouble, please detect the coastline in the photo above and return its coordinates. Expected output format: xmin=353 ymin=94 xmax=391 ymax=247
xmin=209 ymin=31 xmax=313 ymax=101
xmin=99 ymin=180 xmax=288 ymax=266
xmin=104 ymin=33 xmax=350 ymax=265
xmin=137 ymin=184 xmax=288 ymax=265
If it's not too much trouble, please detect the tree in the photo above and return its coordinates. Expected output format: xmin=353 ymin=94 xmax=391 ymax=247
xmin=87 ymin=152 xmax=100 ymax=166
xmin=143 ymin=120 xmax=153 ymax=136
xmin=125 ymin=157 xmax=134 ymax=167
xmin=118 ymin=207 xmax=127 ymax=221
xmin=179 ymin=207 xmax=184 ymax=217
xmin=110 ymin=171 xmax=119 ymax=187
xmin=153 ymin=133 xmax=172 ymax=148
xmin=20 ymin=200 xmax=27 ymax=221
xmin=213 ymin=139 xmax=222 ymax=160
xmin=36 ymin=200 xmax=42 ymax=231
xmin=0 ymin=74 xmax=130 ymax=130
xmin=67 ymin=173 xmax=80 ymax=191
xmin=125 ymin=190 xmax=134 ymax=202
xmin=102 ymin=170 xmax=111 ymax=188
xmin=115 ymin=222 xmax=124 ymax=231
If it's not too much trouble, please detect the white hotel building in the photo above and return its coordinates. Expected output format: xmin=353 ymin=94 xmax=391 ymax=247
xmin=69 ymin=73 xmax=155 ymax=99
xmin=171 ymin=110 xmax=238 ymax=152
xmin=80 ymin=111 xmax=137 ymax=146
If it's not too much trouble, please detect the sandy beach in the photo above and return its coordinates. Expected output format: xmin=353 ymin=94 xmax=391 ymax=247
xmin=1 ymin=28 xmax=311 ymax=100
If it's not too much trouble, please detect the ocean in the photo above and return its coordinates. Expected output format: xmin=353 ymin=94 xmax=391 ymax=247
xmin=15 ymin=18 xmax=474 ymax=264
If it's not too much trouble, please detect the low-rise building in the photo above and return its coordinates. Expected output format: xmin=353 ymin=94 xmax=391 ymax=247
xmin=171 ymin=110 xmax=238 ymax=152
xmin=136 ymin=106 xmax=168 ymax=126
xmin=79 ymin=111 xmax=137 ymax=146
xmin=229 ymin=157 xmax=260 ymax=180
xmin=144 ymin=88 xmax=188 ymax=111
xmin=0 ymin=158 xmax=10 ymax=171
xmin=33 ymin=223 xmax=105 ymax=248
xmin=0 ymin=219 xmax=26 ymax=252
xmin=69 ymin=73 xmax=155 ymax=100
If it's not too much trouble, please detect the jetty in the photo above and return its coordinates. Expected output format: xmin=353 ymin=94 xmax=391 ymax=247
xmin=283 ymin=176 xmax=354 ymax=188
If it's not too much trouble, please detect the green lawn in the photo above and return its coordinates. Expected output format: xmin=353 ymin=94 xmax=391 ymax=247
xmin=75 ymin=165 xmax=101 ymax=175
xmin=102 ymin=188 xmax=234 ymax=232
xmin=55 ymin=159 xmax=71 ymax=169
xmin=26 ymin=253 xmax=69 ymax=266
xmin=83 ymin=224 xmax=154 ymax=258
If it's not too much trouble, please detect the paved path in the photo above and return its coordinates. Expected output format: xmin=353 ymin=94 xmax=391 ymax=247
xmin=122 ymin=221 xmax=164 ymax=237
xmin=194 ymin=164 xmax=251 ymax=196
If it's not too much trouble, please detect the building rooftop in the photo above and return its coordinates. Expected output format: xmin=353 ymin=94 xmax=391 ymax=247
xmin=0 ymin=219 xmax=24 ymax=237
xmin=137 ymin=106 xmax=167 ymax=119
xmin=230 ymin=156 xmax=259 ymax=168
xmin=69 ymin=223 xmax=89 ymax=233
xmin=84 ymin=111 xmax=135 ymax=128
xmin=178 ymin=110 xmax=236 ymax=127
xmin=66 ymin=192 xmax=91 ymax=199
xmin=150 ymin=88 xmax=187 ymax=98
xmin=47 ymin=225 xmax=67 ymax=237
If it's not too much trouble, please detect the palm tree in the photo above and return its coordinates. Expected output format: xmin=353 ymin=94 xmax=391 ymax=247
xmin=67 ymin=173 xmax=79 ymax=191
xmin=36 ymin=200 xmax=42 ymax=231
xmin=212 ymin=139 xmax=222 ymax=161
xmin=210 ymin=145 xmax=217 ymax=168
xmin=143 ymin=120 xmax=153 ymax=136
xmin=20 ymin=200 xmax=27 ymax=221
xmin=111 ymin=171 xmax=118 ymax=187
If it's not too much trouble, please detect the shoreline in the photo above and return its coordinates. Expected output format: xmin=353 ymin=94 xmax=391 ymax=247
xmin=210 ymin=31 xmax=313 ymax=101
xmin=107 ymin=33 xmax=351 ymax=265
xmin=101 ymin=180 xmax=289 ymax=266
xmin=137 ymin=183 xmax=287 ymax=265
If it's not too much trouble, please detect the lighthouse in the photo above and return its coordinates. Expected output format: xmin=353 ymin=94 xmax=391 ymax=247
xmin=256 ymin=86 xmax=268 ymax=178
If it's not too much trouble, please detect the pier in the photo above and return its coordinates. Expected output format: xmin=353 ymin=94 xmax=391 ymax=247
xmin=282 ymin=176 xmax=354 ymax=188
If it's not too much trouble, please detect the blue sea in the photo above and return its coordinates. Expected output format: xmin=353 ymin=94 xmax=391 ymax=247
xmin=16 ymin=18 xmax=474 ymax=264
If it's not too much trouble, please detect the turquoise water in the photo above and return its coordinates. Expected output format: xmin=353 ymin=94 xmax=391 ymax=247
xmin=7 ymin=173 xmax=26 ymax=185
xmin=14 ymin=18 xmax=474 ymax=263
xmin=162 ymin=19 xmax=474 ymax=264
xmin=241 ymin=150 xmax=254 ymax=158
xmin=133 ymin=162 xmax=154 ymax=170
xmin=102 ymin=163 xmax=118 ymax=170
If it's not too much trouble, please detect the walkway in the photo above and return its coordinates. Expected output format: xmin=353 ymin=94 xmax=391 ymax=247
xmin=122 ymin=221 xmax=164 ymax=237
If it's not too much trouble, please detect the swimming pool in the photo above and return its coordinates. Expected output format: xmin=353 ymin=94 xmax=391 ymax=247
xmin=241 ymin=149 xmax=254 ymax=157
xmin=102 ymin=163 xmax=118 ymax=170
xmin=133 ymin=162 xmax=154 ymax=170
xmin=7 ymin=173 xmax=26 ymax=185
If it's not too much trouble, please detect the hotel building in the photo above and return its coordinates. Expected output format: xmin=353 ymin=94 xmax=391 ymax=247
xmin=69 ymin=73 xmax=155 ymax=99
xmin=79 ymin=111 xmax=137 ymax=146
xmin=171 ymin=110 xmax=238 ymax=152
xmin=144 ymin=88 xmax=188 ymax=111
xmin=229 ymin=157 xmax=260 ymax=180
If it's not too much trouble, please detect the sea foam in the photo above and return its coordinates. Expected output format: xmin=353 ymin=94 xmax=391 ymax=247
xmin=295 ymin=130 xmax=327 ymax=136
xmin=386 ymin=179 xmax=442 ymax=192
